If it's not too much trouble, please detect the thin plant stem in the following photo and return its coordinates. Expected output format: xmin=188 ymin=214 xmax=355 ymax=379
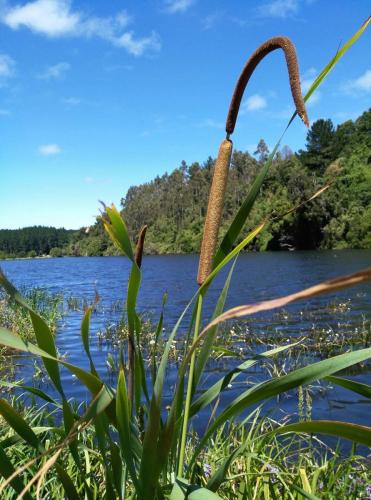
xmin=177 ymin=292 xmax=203 ymax=476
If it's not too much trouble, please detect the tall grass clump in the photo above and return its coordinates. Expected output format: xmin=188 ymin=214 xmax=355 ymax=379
xmin=0 ymin=19 xmax=370 ymax=499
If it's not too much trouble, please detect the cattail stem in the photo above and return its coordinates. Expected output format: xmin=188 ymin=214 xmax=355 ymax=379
xmin=128 ymin=225 xmax=147 ymax=406
xmin=197 ymin=37 xmax=308 ymax=286
xmin=197 ymin=139 xmax=233 ymax=285
xmin=177 ymin=292 xmax=203 ymax=476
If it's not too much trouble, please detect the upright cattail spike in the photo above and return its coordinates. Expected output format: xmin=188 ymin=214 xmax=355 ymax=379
xmin=197 ymin=36 xmax=308 ymax=286
xmin=197 ymin=139 xmax=233 ymax=285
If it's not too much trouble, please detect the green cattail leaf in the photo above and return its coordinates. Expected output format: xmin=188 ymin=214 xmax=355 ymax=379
xmin=194 ymin=258 xmax=237 ymax=388
xmin=0 ymin=380 xmax=59 ymax=406
xmin=127 ymin=263 xmax=141 ymax=338
xmin=102 ymin=204 xmax=134 ymax=261
xmin=139 ymin=294 xmax=197 ymax=499
xmin=170 ymin=478 xmax=222 ymax=499
xmin=0 ymin=443 xmax=33 ymax=499
xmin=0 ymin=327 xmax=103 ymax=395
xmin=116 ymin=370 xmax=140 ymax=494
xmin=1 ymin=426 xmax=59 ymax=449
xmin=0 ymin=399 xmax=41 ymax=451
xmin=54 ymin=464 xmax=80 ymax=499
xmin=325 ymin=376 xmax=371 ymax=398
xmin=0 ymin=269 xmax=64 ymax=396
xmin=190 ymin=342 xmax=301 ymax=417
xmin=272 ymin=420 xmax=371 ymax=447
xmin=81 ymin=306 xmax=98 ymax=376
xmin=201 ymin=223 xmax=265 ymax=292
xmin=190 ymin=347 xmax=371 ymax=466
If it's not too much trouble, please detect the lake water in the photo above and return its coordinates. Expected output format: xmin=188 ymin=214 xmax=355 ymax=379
xmin=1 ymin=250 xmax=370 ymax=439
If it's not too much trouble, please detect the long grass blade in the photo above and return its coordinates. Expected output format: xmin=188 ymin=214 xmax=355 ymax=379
xmin=272 ymin=420 xmax=371 ymax=447
xmin=189 ymin=347 xmax=371 ymax=466
xmin=325 ymin=376 xmax=371 ymax=399
xmin=200 ymin=268 xmax=371 ymax=334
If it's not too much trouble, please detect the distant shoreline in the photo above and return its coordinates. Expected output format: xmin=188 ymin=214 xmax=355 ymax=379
xmin=1 ymin=247 xmax=370 ymax=262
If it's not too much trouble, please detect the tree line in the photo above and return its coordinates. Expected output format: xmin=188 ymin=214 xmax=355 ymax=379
xmin=1 ymin=110 xmax=370 ymax=259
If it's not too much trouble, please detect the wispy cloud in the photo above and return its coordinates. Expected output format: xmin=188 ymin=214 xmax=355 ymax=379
xmin=300 ymin=67 xmax=320 ymax=105
xmin=62 ymin=96 xmax=80 ymax=105
xmin=242 ymin=94 xmax=267 ymax=112
xmin=164 ymin=0 xmax=195 ymax=14
xmin=196 ymin=118 xmax=224 ymax=129
xmin=343 ymin=69 xmax=371 ymax=94
xmin=202 ymin=11 xmax=223 ymax=30
xmin=113 ymin=31 xmax=161 ymax=56
xmin=0 ymin=108 xmax=11 ymax=116
xmin=0 ymin=53 xmax=15 ymax=77
xmin=84 ymin=176 xmax=112 ymax=185
xmin=38 ymin=143 xmax=61 ymax=156
xmin=0 ymin=53 xmax=16 ymax=86
xmin=38 ymin=61 xmax=70 ymax=80
xmin=257 ymin=0 xmax=299 ymax=18
xmin=1 ymin=0 xmax=160 ymax=56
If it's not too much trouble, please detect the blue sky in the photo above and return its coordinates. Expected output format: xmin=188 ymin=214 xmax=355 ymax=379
xmin=1 ymin=0 xmax=370 ymax=229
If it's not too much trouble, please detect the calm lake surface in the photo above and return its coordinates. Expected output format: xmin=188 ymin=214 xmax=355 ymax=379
xmin=1 ymin=250 xmax=370 ymax=436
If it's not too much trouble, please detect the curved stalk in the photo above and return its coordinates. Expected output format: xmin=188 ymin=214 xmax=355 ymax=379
xmin=177 ymin=292 xmax=203 ymax=476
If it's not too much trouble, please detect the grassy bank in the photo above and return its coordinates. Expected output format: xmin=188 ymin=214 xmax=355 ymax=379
xmin=0 ymin=399 xmax=369 ymax=499
xmin=0 ymin=288 xmax=62 ymax=355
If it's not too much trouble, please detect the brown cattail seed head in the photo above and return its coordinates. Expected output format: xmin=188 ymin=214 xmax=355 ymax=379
xmin=197 ymin=139 xmax=233 ymax=285
xmin=226 ymin=36 xmax=309 ymax=134
xmin=135 ymin=225 xmax=147 ymax=269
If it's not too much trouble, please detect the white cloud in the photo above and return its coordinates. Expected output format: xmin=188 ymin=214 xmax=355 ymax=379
xmin=38 ymin=61 xmax=70 ymax=79
xmin=114 ymin=31 xmax=161 ymax=57
xmin=344 ymin=69 xmax=371 ymax=94
xmin=197 ymin=118 xmax=223 ymax=129
xmin=1 ymin=1 xmax=160 ymax=56
xmin=301 ymin=67 xmax=321 ymax=105
xmin=84 ymin=176 xmax=112 ymax=185
xmin=38 ymin=143 xmax=61 ymax=155
xmin=3 ymin=0 xmax=79 ymax=36
xmin=257 ymin=0 xmax=299 ymax=18
xmin=202 ymin=11 xmax=223 ymax=30
xmin=0 ymin=53 xmax=15 ymax=78
xmin=242 ymin=94 xmax=267 ymax=112
xmin=164 ymin=0 xmax=195 ymax=14
xmin=62 ymin=96 xmax=80 ymax=105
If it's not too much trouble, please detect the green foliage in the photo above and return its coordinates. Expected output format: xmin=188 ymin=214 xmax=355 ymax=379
xmin=119 ymin=109 xmax=369 ymax=253
xmin=0 ymin=226 xmax=73 ymax=258
xmin=1 ymin=110 xmax=369 ymax=258
xmin=0 ymin=287 xmax=62 ymax=356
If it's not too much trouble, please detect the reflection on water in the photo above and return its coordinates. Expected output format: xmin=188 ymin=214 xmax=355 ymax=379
xmin=1 ymin=249 xmax=370 ymax=431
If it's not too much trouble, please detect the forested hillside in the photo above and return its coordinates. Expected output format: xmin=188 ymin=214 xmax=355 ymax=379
xmin=1 ymin=110 xmax=370 ymax=258
xmin=0 ymin=227 xmax=74 ymax=259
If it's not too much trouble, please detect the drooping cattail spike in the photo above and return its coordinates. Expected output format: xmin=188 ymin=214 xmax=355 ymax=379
xmin=197 ymin=37 xmax=308 ymax=286
xmin=197 ymin=139 xmax=233 ymax=285
xmin=226 ymin=36 xmax=309 ymax=134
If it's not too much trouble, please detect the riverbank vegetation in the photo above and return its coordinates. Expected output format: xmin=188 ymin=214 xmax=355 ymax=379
xmin=0 ymin=19 xmax=370 ymax=500
xmin=1 ymin=109 xmax=370 ymax=260
xmin=0 ymin=398 xmax=369 ymax=499
xmin=0 ymin=288 xmax=62 ymax=357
